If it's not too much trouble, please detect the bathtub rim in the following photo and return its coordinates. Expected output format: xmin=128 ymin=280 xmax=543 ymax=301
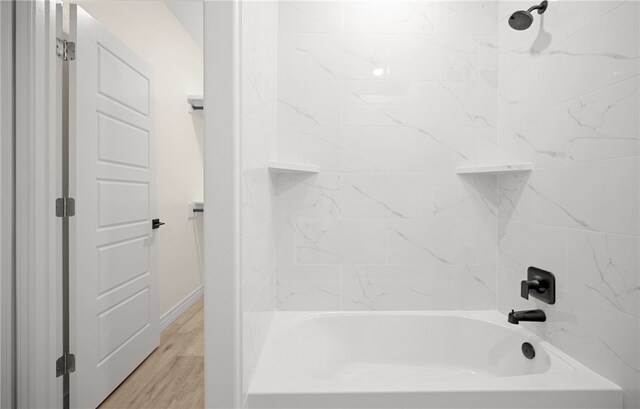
xmin=248 ymin=310 xmax=622 ymax=397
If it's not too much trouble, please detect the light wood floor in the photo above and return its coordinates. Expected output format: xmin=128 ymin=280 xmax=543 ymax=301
xmin=98 ymin=298 xmax=204 ymax=409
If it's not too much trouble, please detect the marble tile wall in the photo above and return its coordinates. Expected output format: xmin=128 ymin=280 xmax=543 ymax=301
xmin=495 ymin=2 xmax=640 ymax=407
xmin=274 ymin=1 xmax=500 ymax=312
xmin=240 ymin=1 xmax=278 ymax=402
xmin=263 ymin=1 xmax=639 ymax=405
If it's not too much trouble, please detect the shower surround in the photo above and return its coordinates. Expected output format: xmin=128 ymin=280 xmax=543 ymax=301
xmin=274 ymin=1 xmax=500 ymax=312
xmin=237 ymin=1 xmax=640 ymax=408
xmin=240 ymin=0 xmax=278 ymax=403
xmin=496 ymin=1 xmax=639 ymax=407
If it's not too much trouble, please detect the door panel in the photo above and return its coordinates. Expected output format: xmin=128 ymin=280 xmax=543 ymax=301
xmin=97 ymin=288 xmax=151 ymax=362
xmin=97 ymin=237 xmax=149 ymax=294
xmin=69 ymin=5 xmax=158 ymax=408
xmin=97 ymin=45 xmax=150 ymax=116
xmin=97 ymin=114 xmax=150 ymax=168
xmin=97 ymin=180 xmax=149 ymax=227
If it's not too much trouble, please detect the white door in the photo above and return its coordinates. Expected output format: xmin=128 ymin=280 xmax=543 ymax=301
xmin=68 ymin=5 xmax=159 ymax=408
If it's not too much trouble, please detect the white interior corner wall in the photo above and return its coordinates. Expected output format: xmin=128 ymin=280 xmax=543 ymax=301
xmin=163 ymin=0 xmax=204 ymax=50
xmin=204 ymin=1 xmax=242 ymax=407
xmin=76 ymin=1 xmax=205 ymax=319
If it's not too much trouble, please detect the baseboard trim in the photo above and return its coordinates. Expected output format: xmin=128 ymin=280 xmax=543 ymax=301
xmin=160 ymin=285 xmax=204 ymax=332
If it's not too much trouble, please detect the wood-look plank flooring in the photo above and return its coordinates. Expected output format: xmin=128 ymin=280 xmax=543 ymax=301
xmin=98 ymin=298 xmax=204 ymax=409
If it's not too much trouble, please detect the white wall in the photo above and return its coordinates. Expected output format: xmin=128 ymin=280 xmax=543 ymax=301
xmin=274 ymin=1 xmax=499 ymax=311
xmin=240 ymin=0 xmax=278 ymax=403
xmin=495 ymin=2 xmax=639 ymax=407
xmin=77 ymin=1 xmax=204 ymax=317
xmin=164 ymin=1 xmax=203 ymax=50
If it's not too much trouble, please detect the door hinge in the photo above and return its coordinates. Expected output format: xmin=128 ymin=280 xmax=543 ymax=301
xmin=56 ymin=38 xmax=75 ymax=61
xmin=56 ymin=353 xmax=76 ymax=377
xmin=56 ymin=197 xmax=75 ymax=218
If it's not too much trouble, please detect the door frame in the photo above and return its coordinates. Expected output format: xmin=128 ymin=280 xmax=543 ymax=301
xmin=0 ymin=1 xmax=15 ymax=407
xmin=10 ymin=1 xmax=245 ymax=408
xmin=13 ymin=0 xmax=63 ymax=407
xmin=203 ymin=1 xmax=242 ymax=407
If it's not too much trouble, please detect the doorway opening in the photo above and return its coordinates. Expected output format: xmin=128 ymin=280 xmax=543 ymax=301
xmin=64 ymin=2 xmax=204 ymax=407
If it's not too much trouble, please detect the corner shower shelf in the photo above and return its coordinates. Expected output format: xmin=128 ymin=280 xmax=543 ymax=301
xmin=267 ymin=161 xmax=319 ymax=173
xmin=455 ymin=162 xmax=534 ymax=175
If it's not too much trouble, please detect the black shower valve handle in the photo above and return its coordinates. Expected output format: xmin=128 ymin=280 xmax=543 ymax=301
xmin=521 ymin=278 xmax=542 ymax=299
xmin=521 ymin=267 xmax=556 ymax=305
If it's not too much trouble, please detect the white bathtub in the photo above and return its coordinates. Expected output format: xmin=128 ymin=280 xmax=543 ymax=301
xmin=247 ymin=311 xmax=621 ymax=409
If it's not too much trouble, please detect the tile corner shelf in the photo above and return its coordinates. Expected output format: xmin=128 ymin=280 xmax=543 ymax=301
xmin=455 ymin=163 xmax=534 ymax=175
xmin=267 ymin=161 xmax=320 ymax=174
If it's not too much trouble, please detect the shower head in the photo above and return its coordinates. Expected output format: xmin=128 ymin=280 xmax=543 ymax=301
xmin=509 ymin=0 xmax=548 ymax=31
xmin=509 ymin=10 xmax=534 ymax=30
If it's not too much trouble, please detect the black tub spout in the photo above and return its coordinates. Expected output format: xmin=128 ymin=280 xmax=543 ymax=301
xmin=508 ymin=309 xmax=546 ymax=325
